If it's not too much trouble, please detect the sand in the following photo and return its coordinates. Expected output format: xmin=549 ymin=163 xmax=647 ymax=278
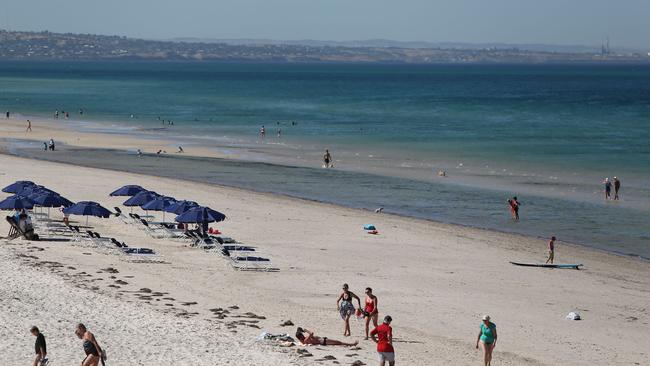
xmin=0 ymin=117 xmax=649 ymax=365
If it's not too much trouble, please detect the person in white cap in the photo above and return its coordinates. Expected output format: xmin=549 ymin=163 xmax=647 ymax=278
xmin=476 ymin=315 xmax=497 ymax=366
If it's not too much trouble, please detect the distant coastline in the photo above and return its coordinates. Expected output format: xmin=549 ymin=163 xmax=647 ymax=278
xmin=2 ymin=29 xmax=649 ymax=63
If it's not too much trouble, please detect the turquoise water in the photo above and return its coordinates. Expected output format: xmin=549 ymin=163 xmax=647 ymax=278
xmin=1 ymin=61 xmax=649 ymax=258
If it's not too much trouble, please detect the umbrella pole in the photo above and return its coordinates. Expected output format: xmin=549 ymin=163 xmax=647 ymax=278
xmin=86 ymin=216 xmax=89 ymax=227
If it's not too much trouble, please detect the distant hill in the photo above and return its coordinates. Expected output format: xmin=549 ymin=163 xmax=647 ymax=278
xmin=1 ymin=29 xmax=648 ymax=63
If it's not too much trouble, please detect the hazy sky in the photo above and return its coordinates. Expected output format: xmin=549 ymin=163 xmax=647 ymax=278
xmin=2 ymin=0 xmax=649 ymax=49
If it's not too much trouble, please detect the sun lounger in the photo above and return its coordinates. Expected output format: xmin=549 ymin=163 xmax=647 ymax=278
xmin=139 ymin=219 xmax=168 ymax=238
xmin=5 ymin=216 xmax=39 ymax=241
xmin=226 ymin=251 xmax=278 ymax=272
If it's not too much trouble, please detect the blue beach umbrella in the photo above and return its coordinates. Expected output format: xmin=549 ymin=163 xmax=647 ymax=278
xmin=175 ymin=206 xmax=226 ymax=224
xmin=18 ymin=185 xmax=59 ymax=197
xmin=165 ymin=200 xmax=199 ymax=215
xmin=2 ymin=180 xmax=36 ymax=194
xmin=109 ymin=185 xmax=146 ymax=197
xmin=31 ymin=192 xmax=74 ymax=218
xmin=123 ymin=191 xmax=159 ymax=207
xmin=0 ymin=195 xmax=34 ymax=210
xmin=141 ymin=196 xmax=176 ymax=221
xmin=63 ymin=201 xmax=112 ymax=225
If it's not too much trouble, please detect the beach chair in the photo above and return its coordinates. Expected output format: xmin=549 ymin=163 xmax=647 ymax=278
xmin=227 ymin=252 xmax=278 ymax=272
xmin=5 ymin=216 xmax=39 ymax=241
xmin=114 ymin=207 xmax=133 ymax=224
xmin=139 ymin=219 xmax=167 ymax=238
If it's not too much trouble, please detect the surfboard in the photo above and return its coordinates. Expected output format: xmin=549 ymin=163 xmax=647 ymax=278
xmin=510 ymin=261 xmax=583 ymax=270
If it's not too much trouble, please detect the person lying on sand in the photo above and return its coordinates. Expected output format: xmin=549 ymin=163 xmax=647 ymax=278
xmin=295 ymin=327 xmax=358 ymax=346
xmin=75 ymin=323 xmax=104 ymax=366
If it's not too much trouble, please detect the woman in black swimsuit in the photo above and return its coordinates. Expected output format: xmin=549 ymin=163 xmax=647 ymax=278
xmin=75 ymin=323 xmax=103 ymax=366
xmin=295 ymin=327 xmax=358 ymax=347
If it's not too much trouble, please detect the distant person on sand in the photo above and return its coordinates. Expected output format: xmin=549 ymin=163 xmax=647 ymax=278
xmin=75 ymin=323 xmax=104 ymax=366
xmin=545 ymin=236 xmax=556 ymax=264
xmin=136 ymin=149 xmax=142 ymax=157
xmin=26 ymin=120 xmax=32 ymax=132
xmin=177 ymin=146 xmax=184 ymax=153
xmin=323 ymin=149 xmax=332 ymax=168
xmin=30 ymin=326 xmax=48 ymax=366
xmin=363 ymin=287 xmax=379 ymax=340
xmin=43 ymin=142 xmax=48 ymax=151
xmin=476 ymin=315 xmax=497 ymax=366
xmin=295 ymin=327 xmax=358 ymax=347
xmin=6 ymin=110 xmax=9 ymax=118
xmin=613 ymin=177 xmax=621 ymax=200
xmin=507 ymin=197 xmax=520 ymax=220
xmin=48 ymin=139 xmax=55 ymax=151
xmin=370 ymin=316 xmax=395 ymax=366
xmin=603 ymin=178 xmax=612 ymax=200
xmin=337 ymin=283 xmax=362 ymax=336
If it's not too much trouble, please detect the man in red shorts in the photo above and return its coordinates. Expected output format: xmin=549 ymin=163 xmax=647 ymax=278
xmin=370 ymin=315 xmax=395 ymax=366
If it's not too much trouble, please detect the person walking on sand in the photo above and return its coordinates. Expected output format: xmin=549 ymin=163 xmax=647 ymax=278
xmin=613 ymin=177 xmax=621 ymax=200
xmin=323 ymin=149 xmax=332 ymax=168
xmin=476 ymin=315 xmax=497 ymax=366
xmin=545 ymin=236 xmax=556 ymax=264
xmin=26 ymin=120 xmax=32 ymax=132
xmin=370 ymin=315 xmax=395 ymax=366
xmin=295 ymin=327 xmax=358 ymax=347
xmin=507 ymin=196 xmax=520 ymax=220
xmin=30 ymin=326 xmax=48 ymax=366
xmin=337 ymin=283 xmax=362 ymax=336
xmin=75 ymin=323 xmax=104 ymax=366
xmin=603 ymin=178 xmax=612 ymax=200
xmin=363 ymin=287 xmax=379 ymax=340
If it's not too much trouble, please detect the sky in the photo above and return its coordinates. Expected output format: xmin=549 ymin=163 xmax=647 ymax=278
xmin=2 ymin=0 xmax=649 ymax=49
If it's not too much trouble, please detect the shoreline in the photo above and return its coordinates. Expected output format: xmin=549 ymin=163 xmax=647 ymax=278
xmin=0 ymin=153 xmax=648 ymax=365
xmin=1 ymin=147 xmax=648 ymax=263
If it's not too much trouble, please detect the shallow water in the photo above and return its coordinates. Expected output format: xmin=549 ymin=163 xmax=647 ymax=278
xmin=5 ymin=140 xmax=649 ymax=260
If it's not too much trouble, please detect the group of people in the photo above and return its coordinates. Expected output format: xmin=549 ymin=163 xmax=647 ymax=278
xmin=53 ymin=110 xmax=71 ymax=119
xmin=603 ymin=177 xmax=621 ymax=200
xmin=43 ymin=139 xmax=55 ymax=151
xmin=29 ymin=323 xmax=104 ymax=366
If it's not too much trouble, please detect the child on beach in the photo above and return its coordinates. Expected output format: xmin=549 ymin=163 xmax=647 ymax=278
xmin=545 ymin=236 xmax=556 ymax=264
xmin=30 ymin=326 xmax=48 ymax=366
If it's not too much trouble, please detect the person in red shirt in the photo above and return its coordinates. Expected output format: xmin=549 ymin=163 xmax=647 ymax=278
xmin=370 ymin=315 xmax=395 ymax=366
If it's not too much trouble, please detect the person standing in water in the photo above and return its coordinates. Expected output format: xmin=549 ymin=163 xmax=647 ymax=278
xmin=260 ymin=125 xmax=266 ymax=138
xmin=323 ymin=149 xmax=332 ymax=168
xmin=545 ymin=236 xmax=556 ymax=264
xmin=26 ymin=120 xmax=32 ymax=132
xmin=507 ymin=196 xmax=520 ymax=220
xmin=75 ymin=323 xmax=103 ymax=366
xmin=613 ymin=177 xmax=621 ymax=200
xmin=370 ymin=316 xmax=395 ymax=366
xmin=336 ymin=283 xmax=362 ymax=336
xmin=603 ymin=178 xmax=612 ymax=200
xmin=30 ymin=326 xmax=48 ymax=366
xmin=363 ymin=287 xmax=379 ymax=340
xmin=476 ymin=315 xmax=497 ymax=366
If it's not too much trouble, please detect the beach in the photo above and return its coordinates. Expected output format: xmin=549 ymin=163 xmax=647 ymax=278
xmin=0 ymin=140 xmax=648 ymax=366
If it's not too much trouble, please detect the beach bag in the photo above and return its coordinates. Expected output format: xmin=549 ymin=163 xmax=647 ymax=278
xmin=565 ymin=312 xmax=581 ymax=320
xmin=364 ymin=224 xmax=376 ymax=231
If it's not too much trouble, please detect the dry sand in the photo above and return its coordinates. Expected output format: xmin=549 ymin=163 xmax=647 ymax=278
xmin=0 ymin=117 xmax=649 ymax=365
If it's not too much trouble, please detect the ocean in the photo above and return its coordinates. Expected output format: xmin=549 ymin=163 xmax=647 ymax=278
xmin=1 ymin=61 xmax=649 ymax=258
